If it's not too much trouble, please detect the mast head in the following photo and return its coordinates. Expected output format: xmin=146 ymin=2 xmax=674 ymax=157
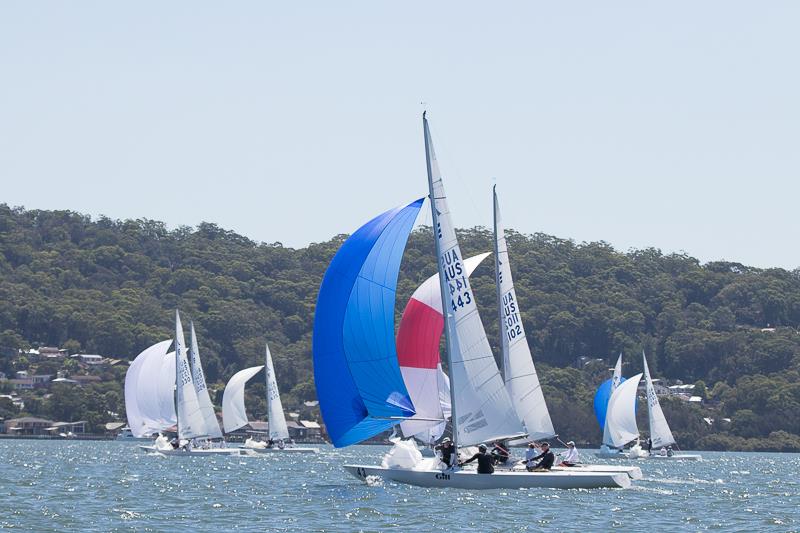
xmin=422 ymin=110 xmax=427 ymax=120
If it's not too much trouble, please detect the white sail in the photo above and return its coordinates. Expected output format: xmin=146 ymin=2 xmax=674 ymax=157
xmin=605 ymin=372 xmax=642 ymax=448
xmin=189 ymin=322 xmax=223 ymax=439
xmin=399 ymin=252 xmax=491 ymax=439
xmin=222 ymin=365 xmax=264 ymax=433
xmin=265 ymin=343 xmax=290 ymax=441
xmin=175 ymin=310 xmax=208 ymax=439
xmin=643 ymin=353 xmax=676 ymax=448
xmin=602 ymin=354 xmax=623 ymax=446
xmin=493 ymin=187 xmax=555 ymax=441
xmin=157 ymin=351 xmax=178 ymax=427
xmin=125 ymin=339 xmax=173 ymax=437
xmin=423 ymin=115 xmax=524 ymax=447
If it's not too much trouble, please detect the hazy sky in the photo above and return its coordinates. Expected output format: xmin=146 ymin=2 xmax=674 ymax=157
xmin=1 ymin=2 xmax=798 ymax=268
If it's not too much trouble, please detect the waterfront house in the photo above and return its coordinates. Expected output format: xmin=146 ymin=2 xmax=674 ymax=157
xmin=5 ymin=417 xmax=55 ymax=435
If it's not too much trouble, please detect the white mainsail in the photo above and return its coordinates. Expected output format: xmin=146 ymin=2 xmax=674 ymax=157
xmin=125 ymin=339 xmax=173 ymax=437
xmin=602 ymin=354 xmax=623 ymax=447
xmin=175 ymin=310 xmax=208 ymax=439
xmin=423 ymin=114 xmax=524 ymax=447
xmin=605 ymin=372 xmax=642 ymax=448
xmin=399 ymin=252 xmax=491 ymax=439
xmin=642 ymin=353 xmax=676 ymax=448
xmin=493 ymin=187 xmax=555 ymax=441
xmin=265 ymin=343 xmax=290 ymax=441
xmin=222 ymin=365 xmax=264 ymax=433
xmin=189 ymin=322 xmax=223 ymax=439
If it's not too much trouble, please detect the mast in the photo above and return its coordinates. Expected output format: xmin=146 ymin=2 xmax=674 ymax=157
xmin=174 ymin=309 xmax=181 ymax=440
xmin=493 ymin=185 xmax=505 ymax=380
xmin=423 ymin=112 xmax=460 ymax=453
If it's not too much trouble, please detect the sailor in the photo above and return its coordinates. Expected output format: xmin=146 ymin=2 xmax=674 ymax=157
xmin=646 ymin=437 xmax=653 ymax=455
xmin=434 ymin=437 xmax=456 ymax=468
xmin=659 ymin=446 xmax=667 ymax=456
xmin=666 ymin=446 xmax=674 ymax=457
xmin=523 ymin=442 xmax=538 ymax=469
xmin=170 ymin=436 xmax=179 ymax=449
xmin=558 ymin=441 xmax=579 ymax=466
xmin=490 ymin=441 xmax=510 ymax=465
xmin=267 ymin=438 xmax=275 ymax=449
xmin=460 ymin=444 xmax=494 ymax=474
xmin=526 ymin=442 xmax=555 ymax=472
xmin=277 ymin=439 xmax=285 ymax=450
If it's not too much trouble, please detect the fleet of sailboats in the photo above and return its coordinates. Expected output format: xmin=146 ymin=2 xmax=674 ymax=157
xmin=120 ymin=113 xmax=700 ymax=485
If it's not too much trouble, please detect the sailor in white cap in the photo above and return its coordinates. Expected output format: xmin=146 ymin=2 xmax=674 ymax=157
xmin=559 ymin=440 xmax=580 ymax=466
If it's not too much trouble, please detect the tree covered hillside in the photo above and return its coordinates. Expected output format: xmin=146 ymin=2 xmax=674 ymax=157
xmin=0 ymin=204 xmax=798 ymax=450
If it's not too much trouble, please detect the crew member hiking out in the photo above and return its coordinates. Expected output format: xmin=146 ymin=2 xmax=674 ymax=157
xmin=558 ymin=441 xmax=579 ymax=466
xmin=460 ymin=444 xmax=494 ymax=474
xmin=526 ymin=442 xmax=555 ymax=472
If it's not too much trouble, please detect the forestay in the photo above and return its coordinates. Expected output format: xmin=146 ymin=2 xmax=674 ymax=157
xmin=222 ymin=365 xmax=264 ymax=433
xmin=493 ymin=187 xmax=555 ymax=441
xmin=423 ymin=115 xmax=524 ymax=447
xmin=642 ymin=353 xmax=676 ymax=448
xmin=265 ymin=343 xmax=289 ymax=441
xmin=124 ymin=340 xmax=173 ymax=438
xmin=313 ymin=199 xmax=422 ymax=447
xmin=189 ymin=322 xmax=223 ymax=439
xmin=397 ymin=252 xmax=491 ymax=440
xmin=605 ymin=372 xmax=643 ymax=448
xmin=175 ymin=311 xmax=208 ymax=439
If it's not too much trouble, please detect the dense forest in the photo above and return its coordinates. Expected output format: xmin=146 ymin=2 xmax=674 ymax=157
xmin=0 ymin=204 xmax=798 ymax=451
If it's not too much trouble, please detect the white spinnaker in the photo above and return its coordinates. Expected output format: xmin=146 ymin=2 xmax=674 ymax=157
xmin=602 ymin=354 xmax=623 ymax=446
xmin=424 ymin=116 xmax=524 ymax=447
xmin=175 ymin=311 xmax=208 ymax=439
xmin=493 ymin=188 xmax=555 ymax=441
xmin=189 ymin=322 xmax=223 ymax=439
xmin=399 ymin=252 xmax=491 ymax=439
xmin=222 ymin=365 xmax=264 ymax=433
xmin=605 ymin=372 xmax=642 ymax=448
xmin=643 ymin=354 xmax=676 ymax=448
xmin=125 ymin=340 xmax=172 ymax=437
xmin=265 ymin=343 xmax=290 ymax=441
xmin=157 ymin=352 xmax=178 ymax=426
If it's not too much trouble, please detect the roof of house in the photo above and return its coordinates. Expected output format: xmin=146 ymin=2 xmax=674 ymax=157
xmin=6 ymin=417 xmax=54 ymax=425
xmin=299 ymin=420 xmax=321 ymax=429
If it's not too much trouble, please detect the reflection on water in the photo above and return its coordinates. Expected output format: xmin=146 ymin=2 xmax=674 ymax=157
xmin=0 ymin=441 xmax=797 ymax=532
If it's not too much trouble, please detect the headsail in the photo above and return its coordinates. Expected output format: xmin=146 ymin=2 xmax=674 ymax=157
xmin=605 ymin=372 xmax=642 ymax=448
xmin=124 ymin=339 xmax=173 ymax=437
xmin=313 ymin=199 xmax=423 ymax=447
xmin=397 ymin=252 xmax=491 ymax=439
xmin=222 ymin=365 xmax=264 ymax=433
xmin=423 ymin=114 xmax=524 ymax=447
xmin=175 ymin=310 xmax=207 ymax=439
xmin=599 ymin=354 xmax=623 ymax=446
xmin=643 ymin=353 xmax=676 ymax=448
xmin=265 ymin=343 xmax=290 ymax=441
xmin=493 ymin=187 xmax=555 ymax=441
xmin=189 ymin=322 xmax=223 ymax=439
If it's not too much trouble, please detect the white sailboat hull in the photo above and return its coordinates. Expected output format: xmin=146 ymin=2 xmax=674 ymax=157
xmin=242 ymin=446 xmax=319 ymax=454
xmin=647 ymin=453 xmax=703 ymax=461
xmin=343 ymin=464 xmax=630 ymax=489
xmin=494 ymin=461 xmax=642 ymax=480
xmin=138 ymin=445 xmax=242 ymax=456
xmin=595 ymin=449 xmax=630 ymax=459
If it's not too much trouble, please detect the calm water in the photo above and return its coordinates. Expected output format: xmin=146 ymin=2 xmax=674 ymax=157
xmin=0 ymin=441 xmax=797 ymax=532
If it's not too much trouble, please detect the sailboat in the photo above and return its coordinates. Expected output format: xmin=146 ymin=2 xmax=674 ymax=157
xmin=238 ymin=344 xmax=319 ymax=454
xmin=491 ymin=188 xmax=641 ymax=480
xmin=314 ymin=114 xmax=631 ymax=489
xmin=137 ymin=311 xmax=241 ymax=456
xmin=642 ymin=352 xmax=702 ymax=460
xmin=593 ymin=354 xmax=645 ymax=459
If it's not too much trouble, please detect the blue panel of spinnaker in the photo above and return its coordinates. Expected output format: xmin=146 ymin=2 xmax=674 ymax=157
xmin=313 ymin=198 xmax=423 ymax=448
xmin=593 ymin=376 xmax=628 ymax=430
